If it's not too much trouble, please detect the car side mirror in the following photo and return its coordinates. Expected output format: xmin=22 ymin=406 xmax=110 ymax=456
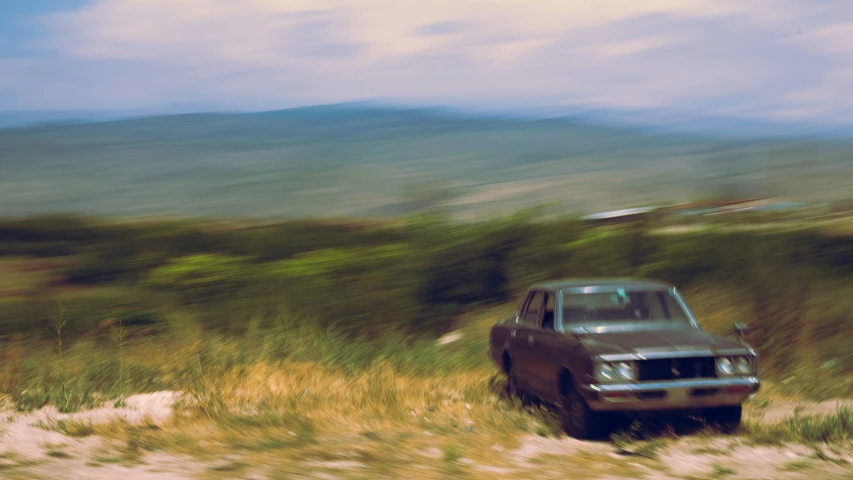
xmin=734 ymin=322 xmax=749 ymax=341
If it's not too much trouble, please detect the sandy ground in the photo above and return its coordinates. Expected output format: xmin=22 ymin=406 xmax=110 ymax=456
xmin=0 ymin=391 xmax=206 ymax=480
xmin=1 ymin=393 xmax=852 ymax=479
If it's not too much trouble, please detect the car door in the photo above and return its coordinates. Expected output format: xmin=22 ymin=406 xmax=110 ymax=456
xmin=526 ymin=292 xmax=558 ymax=398
xmin=511 ymin=290 xmax=545 ymax=393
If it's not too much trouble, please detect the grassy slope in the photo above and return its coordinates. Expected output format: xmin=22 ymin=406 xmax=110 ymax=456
xmin=4 ymin=302 xmax=852 ymax=479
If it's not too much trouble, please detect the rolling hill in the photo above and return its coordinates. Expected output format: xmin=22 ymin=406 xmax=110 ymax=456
xmin=1 ymin=104 xmax=852 ymax=219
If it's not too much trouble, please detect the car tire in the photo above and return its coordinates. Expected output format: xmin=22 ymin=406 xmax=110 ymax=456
xmin=505 ymin=360 xmax=524 ymax=400
xmin=705 ymin=405 xmax=742 ymax=433
xmin=560 ymin=386 xmax=604 ymax=440
xmin=506 ymin=372 xmax=521 ymax=399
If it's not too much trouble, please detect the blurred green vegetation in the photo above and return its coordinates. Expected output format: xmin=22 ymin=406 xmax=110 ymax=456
xmin=1 ymin=212 xmax=853 ymax=408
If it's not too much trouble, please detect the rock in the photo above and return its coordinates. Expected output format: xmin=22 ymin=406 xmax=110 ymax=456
xmin=437 ymin=331 xmax=463 ymax=346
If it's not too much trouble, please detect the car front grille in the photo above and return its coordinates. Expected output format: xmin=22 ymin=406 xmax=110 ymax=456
xmin=637 ymin=357 xmax=717 ymax=381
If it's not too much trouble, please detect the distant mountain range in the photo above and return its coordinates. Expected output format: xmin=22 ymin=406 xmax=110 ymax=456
xmin=3 ymin=102 xmax=852 ymax=138
xmin=408 ymin=103 xmax=853 ymax=139
xmin=1 ymin=104 xmax=851 ymax=219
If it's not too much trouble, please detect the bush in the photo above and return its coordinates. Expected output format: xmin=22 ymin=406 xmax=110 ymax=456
xmin=145 ymin=254 xmax=258 ymax=302
xmin=2 ymin=213 xmax=853 ymax=392
xmin=0 ymin=289 xmax=164 ymax=339
xmin=269 ymin=244 xmax=424 ymax=335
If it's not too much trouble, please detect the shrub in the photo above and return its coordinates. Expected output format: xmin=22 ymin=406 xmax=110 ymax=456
xmin=144 ymin=254 xmax=257 ymax=302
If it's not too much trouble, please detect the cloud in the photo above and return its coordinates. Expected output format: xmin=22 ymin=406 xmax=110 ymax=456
xmin=418 ymin=21 xmax=465 ymax=36
xmin=2 ymin=0 xmax=851 ymax=122
xmin=795 ymin=22 xmax=853 ymax=56
xmin=43 ymin=0 xmax=727 ymax=62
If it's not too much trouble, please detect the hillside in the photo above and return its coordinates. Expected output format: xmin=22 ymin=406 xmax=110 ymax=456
xmin=2 ymin=105 xmax=853 ymax=218
xmin=1 ymin=215 xmax=853 ymax=478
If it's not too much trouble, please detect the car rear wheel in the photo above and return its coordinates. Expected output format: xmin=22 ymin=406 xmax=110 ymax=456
xmin=506 ymin=372 xmax=521 ymax=398
xmin=560 ymin=386 xmax=605 ymax=440
xmin=705 ymin=405 xmax=742 ymax=433
xmin=505 ymin=359 xmax=523 ymax=400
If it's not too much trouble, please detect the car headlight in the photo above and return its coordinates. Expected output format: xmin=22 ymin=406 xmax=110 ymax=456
xmin=734 ymin=356 xmax=752 ymax=375
xmin=615 ymin=362 xmax=636 ymax=381
xmin=595 ymin=361 xmax=636 ymax=382
xmin=716 ymin=357 xmax=734 ymax=376
xmin=717 ymin=356 xmax=752 ymax=376
xmin=596 ymin=363 xmax=616 ymax=382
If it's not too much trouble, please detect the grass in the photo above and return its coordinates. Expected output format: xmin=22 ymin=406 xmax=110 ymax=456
xmin=39 ymin=349 xmax=545 ymax=477
xmin=745 ymin=396 xmax=772 ymax=410
xmin=811 ymin=446 xmax=851 ymax=465
xmin=4 ymin=354 xmax=853 ymax=478
xmin=45 ymin=449 xmax=72 ymax=459
xmin=609 ymin=417 xmax=715 ymax=461
xmin=4 ymin=213 xmax=853 ymax=476
xmin=52 ymin=301 xmax=72 ymax=414
xmin=709 ymin=464 xmax=736 ymax=478
xmin=0 ymin=282 xmax=851 ymax=477
xmin=743 ymin=407 xmax=853 ymax=445
xmin=209 ymin=460 xmax=249 ymax=472
xmin=35 ymin=418 xmax=95 ymax=437
xmin=0 ymin=308 xmax=538 ymax=476
xmin=0 ymin=258 xmax=69 ymax=298
xmin=783 ymin=460 xmax=815 ymax=471
xmin=89 ymin=455 xmax=122 ymax=465
xmin=689 ymin=442 xmax=735 ymax=455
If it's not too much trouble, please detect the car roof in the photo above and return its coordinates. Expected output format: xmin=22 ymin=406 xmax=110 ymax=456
xmin=529 ymin=277 xmax=673 ymax=292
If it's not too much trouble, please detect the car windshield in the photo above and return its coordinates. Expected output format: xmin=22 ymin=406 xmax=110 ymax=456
xmin=561 ymin=288 xmax=691 ymax=327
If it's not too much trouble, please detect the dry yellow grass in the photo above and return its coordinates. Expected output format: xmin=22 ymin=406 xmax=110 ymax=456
xmin=87 ymin=357 xmax=815 ymax=479
xmin=83 ymin=357 xmax=555 ymax=478
xmin=8 ymin=343 xmax=850 ymax=479
xmin=4 ymin=295 xmax=851 ymax=478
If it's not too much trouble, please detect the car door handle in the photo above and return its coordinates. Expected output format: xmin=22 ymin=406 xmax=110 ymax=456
xmin=528 ymin=335 xmax=534 ymax=346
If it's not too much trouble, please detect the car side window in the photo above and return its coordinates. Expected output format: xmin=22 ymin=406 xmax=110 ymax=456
xmin=516 ymin=292 xmax=534 ymax=323
xmin=542 ymin=293 xmax=555 ymax=330
xmin=524 ymin=291 xmax=544 ymax=326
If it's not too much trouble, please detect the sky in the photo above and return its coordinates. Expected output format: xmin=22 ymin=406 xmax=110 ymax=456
xmin=2 ymin=0 xmax=853 ymax=124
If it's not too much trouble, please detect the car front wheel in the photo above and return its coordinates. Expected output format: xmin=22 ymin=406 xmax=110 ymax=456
xmin=560 ymin=386 xmax=605 ymax=440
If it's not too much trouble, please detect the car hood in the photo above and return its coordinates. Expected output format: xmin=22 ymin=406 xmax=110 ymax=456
xmin=576 ymin=328 xmax=748 ymax=357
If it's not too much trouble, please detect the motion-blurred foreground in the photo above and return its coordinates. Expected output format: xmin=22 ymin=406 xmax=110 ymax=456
xmin=1 ymin=211 xmax=853 ymax=478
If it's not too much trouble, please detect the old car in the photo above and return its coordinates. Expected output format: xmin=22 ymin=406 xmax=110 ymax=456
xmin=488 ymin=278 xmax=760 ymax=439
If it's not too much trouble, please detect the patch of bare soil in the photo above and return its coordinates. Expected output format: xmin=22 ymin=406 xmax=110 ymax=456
xmin=2 ymin=395 xmax=853 ymax=479
xmin=658 ymin=438 xmax=852 ymax=480
xmin=485 ymin=432 xmax=852 ymax=480
xmin=0 ymin=391 xmax=207 ymax=480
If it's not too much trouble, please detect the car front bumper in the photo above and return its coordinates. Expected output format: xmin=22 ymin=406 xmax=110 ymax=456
xmin=582 ymin=376 xmax=760 ymax=412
